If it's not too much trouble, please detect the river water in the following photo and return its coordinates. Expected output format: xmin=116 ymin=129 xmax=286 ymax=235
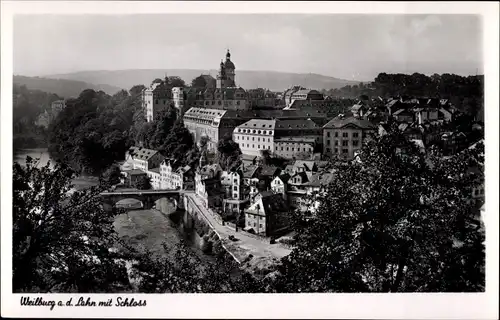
xmin=13 ymin=148 xmax=215 ymax=280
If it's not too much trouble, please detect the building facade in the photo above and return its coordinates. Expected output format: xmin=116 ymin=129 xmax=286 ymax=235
xmin=244 ymin=191 xmax=290 ymax=237
xmin=323 ymin=115 xmax=377 ymax=160
xmin=125 ymin=147 xmax=165 ymax=172
xmin=142 ymin=80 xmax=174 ymax=122
xmin=233 ymin=118 xmax=322 ymax=158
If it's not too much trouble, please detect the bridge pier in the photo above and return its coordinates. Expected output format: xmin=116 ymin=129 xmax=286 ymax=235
xmin=100 ymin=189 xmax=183 ymax=213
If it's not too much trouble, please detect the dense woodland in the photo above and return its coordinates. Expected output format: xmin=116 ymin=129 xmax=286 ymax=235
xmin=13 ymin=84 xmax=62 ymax=149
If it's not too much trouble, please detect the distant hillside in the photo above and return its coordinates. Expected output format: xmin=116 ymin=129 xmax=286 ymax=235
xmin=13 ymin=75 xmax=123 ymax=99
xmin=45 ymin=69 xmax=360 ymax=92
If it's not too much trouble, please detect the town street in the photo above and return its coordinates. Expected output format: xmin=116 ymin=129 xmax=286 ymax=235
xmin=183 ymin=191 xmax=291 ymax=265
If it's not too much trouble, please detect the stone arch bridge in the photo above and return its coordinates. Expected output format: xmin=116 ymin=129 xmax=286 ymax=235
xmin=100 ymin=189 xmax=184 ymax=212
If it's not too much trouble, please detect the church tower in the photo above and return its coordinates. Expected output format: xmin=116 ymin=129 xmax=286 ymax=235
xmin=216 ymin=60 xmax=226 ymax=89
xmin=224 ymin=49 xmax=236 ymax=87
xmin=216 ymin=50 xmax=236 ymax=89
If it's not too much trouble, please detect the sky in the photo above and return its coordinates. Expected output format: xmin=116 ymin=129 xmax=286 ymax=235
xmin=13 ymin=14 xmax=483 ymax=81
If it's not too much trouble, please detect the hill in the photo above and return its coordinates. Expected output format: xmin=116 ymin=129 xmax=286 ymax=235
xmin=45 ymin=69 xmax=360 ymax=92
xmin=13 ymin=75 xmax=123 ymax=99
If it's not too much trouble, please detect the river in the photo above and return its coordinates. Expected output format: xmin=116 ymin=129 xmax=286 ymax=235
xmin=14 ymin=148 xmax=216 ymax=282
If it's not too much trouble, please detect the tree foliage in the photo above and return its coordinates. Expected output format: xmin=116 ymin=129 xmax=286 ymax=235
xmin=134 ymin=176 xmax=152 ymax=190
xmin=272 ymin=123 xmax=484 ymax=292
xmin=47 ymin=87 xmax=143 ymax=174
xmin=13 ymin=156 xmax=130 ymax=292
xmin=216 ymin=137 xmax=242 ymax=171
xmin=130 ymin=243 xmax=262 ymax=293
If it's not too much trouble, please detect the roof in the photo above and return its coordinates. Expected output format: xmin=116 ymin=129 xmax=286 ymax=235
xmin=275 ymin=173 xmax=291 ymax=183
xmin=275 ymin=119 xmax=319 ymax=130
xmin=148 ymin=167 xmax=160 ymax=174
xmin=183 ymin=108 xmax=227 ymax=122
xmin=245 ymin=192 xmax=289 ymax=216
xmin=305 ymin=172 xmax=335 ymax=187
xmin=242 ymin=165 xmax=260 ymax=178
xmin=274 ymin=137 xmax=316 ymax=143
xmin=290 ymin=171 xmax=310 ymax=184
xmin=127 ymin=147 xmax=160 ymax=161
xmin=238 ymin=119 xmax=276 ymax=130
xmin=292 ymin=89 xmax=322 ymax=96
xmin=393 ymin=109 xmax=414 ymax=116
xmin=127 ymin=169 xmax=147 ymax=176
xmin=294 ymin=160 xmax=317 ymax=171
xmin=323 ymin=115 xmax=376 ymax=130
xmin=176 ymin=165 xmax=192 ymax=174
xmin=260 ymin=166 xmax=280 ymax=177
xmin=351 ymin=104 xmax=366 ymax=111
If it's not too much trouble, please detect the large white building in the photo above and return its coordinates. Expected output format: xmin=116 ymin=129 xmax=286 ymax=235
xmin=233 ymin=118 xmax=322 ymax=159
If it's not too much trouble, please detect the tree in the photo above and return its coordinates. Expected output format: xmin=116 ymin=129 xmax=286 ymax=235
xmin=191 ymin=75 xmax=208 ymax=88
xmin=168 ymin=76 xmax=186 ymax=88
xmin=216 ymin=137 xmax=242 ymax=171
xmin=101 ymin=163 xmax=123 ymax=187
xmin=160 ymin=120 xmax=197 ymax=167
xmin=150 ymin=107 xmax=178 ymax=150
xmin=130 ymin=243 xmax=263 ymax=293
xmin=272 ymin=123 xmax=484 ymax=292
xmin=259 ymin=149 xmax=271 ymax=165
xmin=13 ymin=156 xmax=130 ymax=292
xmin=129 ymin=85 xmax=146 ymax=97
xmin=134 ymin=176 xmax=152 ymax=190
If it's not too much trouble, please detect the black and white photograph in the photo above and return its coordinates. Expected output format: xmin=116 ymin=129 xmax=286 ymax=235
xmin=1 ymin=1 xmax=498 ymax=319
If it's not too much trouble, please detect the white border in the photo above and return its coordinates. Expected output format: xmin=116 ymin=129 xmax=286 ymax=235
xmin=1 ymin=2 xmax=499 ymax=319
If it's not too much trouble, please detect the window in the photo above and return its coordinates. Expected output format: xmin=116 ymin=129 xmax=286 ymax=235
xmin=352 ymin=140 xmax=359 ymax=147
xmin=353 ymin=132 xmax=359 ymax=138
xmin=252 ymin=137 xmax=255 ymax=141
xmin=252 ymin=144 xmax=255 ymax=148
xmin=327 ymin=132 xmax=331 ymax=137
xmin=233 ymin=179 xmax=238 ymax=184
xmin=287 ymin=147 xmax=289 ymax=151
xmin=342 ymin=140 xmax=349 ymax=147
xmin=342 ymin=148 xmax=348 ymax=154
xmin=343 ymin=132 xmax=348 ymax=138
xmin=334 ymin=140 xmax=339 ymax=146
xmin=268 ymin=146 xmax=271 ymax=150
xmin=326 ymin=148 xmax=331 ymax=153
xmin=276 ymin=146 xmax=278 ymax=150
xmin=334 ymin=148 xmax=338 ymax=153
xmin=258 ymin=138 xmax=260 ymax=142
xmin=268 ymin=138 xmax=270 ymax=142
xmin=258 ymin=145 xmax=261 ymax=149
xmin=327 ymin=140 xmax=330 ymax=145
xmin=281 ymin=147 xmax=284 ymax=151
xmin=334 ymin=132 xmax=338 ymax=137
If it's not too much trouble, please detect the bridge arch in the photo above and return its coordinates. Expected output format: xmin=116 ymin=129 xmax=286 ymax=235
xmin=100 ymin=190 xmax=182 ymax=212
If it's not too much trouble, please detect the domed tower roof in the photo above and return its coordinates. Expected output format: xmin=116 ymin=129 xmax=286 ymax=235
xmin=224 ymin=49 xmax=235 ymax=70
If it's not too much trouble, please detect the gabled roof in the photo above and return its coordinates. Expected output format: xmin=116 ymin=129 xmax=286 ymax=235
xmin=293 ymin=160 xmax=317 ymax=172
xmin=323 ymin=115 xmax=376 ymax=130
xmin=274 ymin=173 xmax=291 ymax=184
xmin=127 ymin=147 xmax=161 ymax=161
xmin=259 ymin=165 xmax=280 ymax=177
xmin=245 ymin=191 xmax=289 ymax=216
xmin=305 ymin=172 xmax=335 ymax=187
xmin=242 ymin=165 xmax=260 ymax=178
xmin=290 ymin=171 xmax=309 ymax=184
